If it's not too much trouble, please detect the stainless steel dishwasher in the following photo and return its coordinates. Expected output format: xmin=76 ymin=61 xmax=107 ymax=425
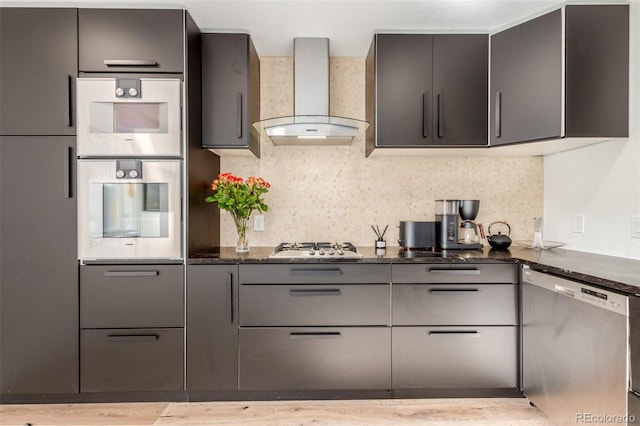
xmin=522 ymin=266 xmax=629 ymax=426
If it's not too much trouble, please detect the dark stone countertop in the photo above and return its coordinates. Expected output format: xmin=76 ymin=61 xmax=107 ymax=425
xmin=189 ymin=246 xmax=640 ymax=296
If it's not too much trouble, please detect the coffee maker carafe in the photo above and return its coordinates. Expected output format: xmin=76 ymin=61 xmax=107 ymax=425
xmin=435 ymin=199 xmax=483 ymax=250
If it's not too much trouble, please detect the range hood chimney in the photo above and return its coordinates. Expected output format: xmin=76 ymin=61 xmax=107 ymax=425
xmin=253 ymin=38 xmax=368 ymax=146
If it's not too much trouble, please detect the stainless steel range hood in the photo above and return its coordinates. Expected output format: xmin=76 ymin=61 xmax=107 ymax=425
xmin=253 ymin=38 xmax=368 ymax=146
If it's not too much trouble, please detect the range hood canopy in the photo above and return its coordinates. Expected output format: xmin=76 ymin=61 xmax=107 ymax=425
xmin=253 ymin=38 xmax=368 ymax=146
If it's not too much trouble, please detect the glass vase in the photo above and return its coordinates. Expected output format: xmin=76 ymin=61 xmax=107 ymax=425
xmin=232 ymin=214 xmax=250 ymax=253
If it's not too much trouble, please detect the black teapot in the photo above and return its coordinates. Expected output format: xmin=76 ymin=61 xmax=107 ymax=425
xmin=487 ymin=221 xmax=512 ymax=250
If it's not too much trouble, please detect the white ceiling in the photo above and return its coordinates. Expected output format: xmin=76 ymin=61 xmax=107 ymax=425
xmin=0 ymin=0 xmax=620 ymax=56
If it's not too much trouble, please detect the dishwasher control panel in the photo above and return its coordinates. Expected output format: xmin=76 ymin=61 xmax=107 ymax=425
xmin=523 ymin=267 xmax=628 ymax=316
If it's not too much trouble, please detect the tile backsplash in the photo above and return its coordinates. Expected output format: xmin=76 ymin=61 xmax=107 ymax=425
xmin=219 ymin=57 xmax=543 ymax=247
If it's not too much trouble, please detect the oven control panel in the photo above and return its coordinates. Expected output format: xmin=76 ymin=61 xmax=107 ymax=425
xmin=116 ymin=159 xmax=142 ymax=179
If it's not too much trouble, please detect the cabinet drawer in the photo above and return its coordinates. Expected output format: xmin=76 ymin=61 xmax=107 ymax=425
xmin=392 ymin=326 xmax=517 ymax=389
xmin=80 ymin=328 xmax=183 ymax=392
xmin=239 ymin=327 xmax=391 ymax=390
xmin=393 ymin=284 xmax=517 ymax=325
xmin=240 ymin=284 xmax=390 ymax=326
xmin=392 ymin=263 xmax=517 ymax=284
xmin=78 ymin=9 xmax=184 ymax=73
xmin=240 ymin=264 xmax=389 ymax=284
xmin=80 ymin=265 xmax=184 ymax=328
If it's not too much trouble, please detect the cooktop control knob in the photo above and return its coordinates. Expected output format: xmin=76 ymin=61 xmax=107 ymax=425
xmin=115 ymin=87 xmax=125 ymax=97
xmin=319 ymin=248 xmax=325 ymax=255
xmin=128 ymin=87 xmax=138 ymax=97
xmin=115 ymin=170 xmax=125 ymax=178
xmin=129 ymin=170 xmax=139 ymax=178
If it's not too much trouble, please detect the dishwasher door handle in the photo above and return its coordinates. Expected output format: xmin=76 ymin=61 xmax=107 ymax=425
xmin=555 ymin=284 xmax=575 ymax=298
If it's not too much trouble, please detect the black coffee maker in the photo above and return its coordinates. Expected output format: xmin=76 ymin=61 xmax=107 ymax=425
xmin=435 ymin=199 xmax=483 ymax=250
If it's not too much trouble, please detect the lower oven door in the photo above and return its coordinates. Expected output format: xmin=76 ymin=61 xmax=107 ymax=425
xmin=78 ymin=159 xmax=182 ymax=261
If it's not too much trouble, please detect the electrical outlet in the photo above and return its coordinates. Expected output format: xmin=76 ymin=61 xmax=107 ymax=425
xmin=632 ymin=216 xmax=640 ymax=239
xmin=573 ymin=214 xmax=585 ymax=233
xmin=253 ymin=214 xmax=264 ymax=232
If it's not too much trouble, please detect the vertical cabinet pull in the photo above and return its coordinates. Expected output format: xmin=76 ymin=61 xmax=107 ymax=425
xmin=495 ymin=91 xmax=502 ymax=138
xmin=437 ymin=93 xmax=444 ymax=138
xmin=63 ymin=146 xmax=72 ymax=198
xmin=236 ymin=92 xmax=243 ymax=139
xmin=65 ymin=75 xmax=72 ymax=127
xmin=227 ymin=272 xmax=234 ymax=323
xmin=422 ymin=92 xmax=429 ymax=138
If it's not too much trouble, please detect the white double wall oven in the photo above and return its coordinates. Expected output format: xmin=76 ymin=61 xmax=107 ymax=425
xmin=76 ymin=78 xmax=183 ymax=262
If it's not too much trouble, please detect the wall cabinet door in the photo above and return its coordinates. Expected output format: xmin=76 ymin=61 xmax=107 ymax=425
xmin=186 ymin=264 xmax=239 ymax=391
xmin=0 ymin=8 xmax=77 ymax=136
xmin=78 ymin=9 xmax=184 ymax=73
xmin=432 ymin=34 xmax=488 ymax=146
xmin=0 ymin=136 xmax=78 ymax=395
xmin=374 ymin=34 xmax=433 ymax=148
xmin=201 ymin=33 xmax=260 ymax=157
xmin=490 ymin=9 xmax=562 ymax=146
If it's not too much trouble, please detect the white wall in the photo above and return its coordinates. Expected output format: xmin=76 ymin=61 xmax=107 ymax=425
xmin=543 ymin=1 xmax=640 ymax=260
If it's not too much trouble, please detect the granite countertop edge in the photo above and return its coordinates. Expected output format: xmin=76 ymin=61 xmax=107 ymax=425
xmin=188 ymin=246 xmax=640 ymax=296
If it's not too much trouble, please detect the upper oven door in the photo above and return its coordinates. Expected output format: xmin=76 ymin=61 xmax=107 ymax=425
xmin=78 ymin=159 xmax=182 ymax=261
xmin=77 ymin=78 xmax=182 ymax=157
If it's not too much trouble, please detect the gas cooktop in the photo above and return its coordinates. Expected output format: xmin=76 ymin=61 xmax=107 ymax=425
xmin=269 ymin=242 xmax=363 ymax=259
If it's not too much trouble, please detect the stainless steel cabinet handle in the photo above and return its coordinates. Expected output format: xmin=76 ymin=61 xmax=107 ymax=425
xmin=63 ymin=146 xmax=72 ymax=198
xmin=106 ymin=334 xmax=158 ymax=342
xmin=103 ymin=59 xmax=158 ymax=66
xmin=495 ymin=91 xmax=502 ymax=138
xmin=227 ymin=272 xmax=234 ymax=323
xmin=104 ymin=271 xmax=159 ymax=277
xmin=429 ymin=289 xmax=480 ymax=295
xmin=65 ymin=75 xmax=72 ymax=127
xmin=288 ymin=268 xmax=343 ymax=276
xmin=429 ymin=330 xmax=479 ymax=336
xmin=289 ymin=332 xmax=341 ymax=340
xmin=428 ymin=268 xmax=481 ymax=275
xmin=237 ymin=92 xmax=243 ymax=139
xmin=422 ymin=92 xmax=429 ymax=138
xmin=289 ymin=289 xmax=342 ymax=297
xmin=437 ymin=93 xmax=443 ymax=138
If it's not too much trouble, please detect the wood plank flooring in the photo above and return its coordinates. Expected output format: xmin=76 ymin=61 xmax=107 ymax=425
xmin=0 ymin=398 xmax=554 ymax=425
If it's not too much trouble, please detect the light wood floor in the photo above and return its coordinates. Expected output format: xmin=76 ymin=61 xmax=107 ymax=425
xmin=0 ymin=398 xmax=554 ymax=425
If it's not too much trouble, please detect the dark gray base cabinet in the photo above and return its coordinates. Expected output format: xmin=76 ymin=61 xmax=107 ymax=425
xmin=186 ymin=264 xmax=239 ymax=391
xmin=79 ymin=264 xmax=184 ymax=393
xmin=239 ymin=327 xmax=391 ymax=391
xmin=392 ymin=326 xmax=518 ymax=389
xmin=0 ymin=136 xmax=78 ymax=396
xmin=81 ymin=329 xmax=183 ymax=393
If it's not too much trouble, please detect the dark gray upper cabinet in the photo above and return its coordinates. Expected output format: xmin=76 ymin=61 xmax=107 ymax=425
xmin=372 ymin=34 xmax=433 ymax=150
xmin=186 ymin=264 xmax=239 ymax=391
xmin=491 ymin=5 xmax=629 ymax=146
xmin=0 ymin=136 xmax=78 ymax=396
xmin=490 ymin=10 xmax=563 ymax=146
xmin=0 ymin=8 xmax=77 ymax=136
xmin=366 ymin=33 xmax=488 ymax=155
xmin=201 ymin=33 xmax=260 ymax=157
xmin=432 ymin=34 xmax=488 ymax=146
xmin=78 ymin=9 xmax=184 ymax=73
xmin=565 ymin=5 xmax=629 ymax=137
